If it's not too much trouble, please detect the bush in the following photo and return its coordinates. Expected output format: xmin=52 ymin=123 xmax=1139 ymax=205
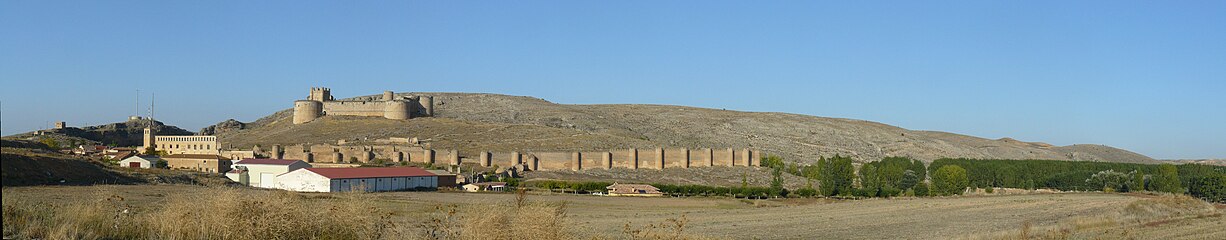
xmin=1187 ymin=175 xmax=1226 ymax=203
xmin=818 ymin=155 xmax=856 ymax=196
xmin=914 ymin=182 xmax=930 ymax=197
xmin=1085 ymin=170 xmax=1134 ymax=192
xmin=1151 ymin=165 xmax=1183 ymax=193
xmin=793 ymin=187 xmax=817 ymax=197
xmin=931 ymin=165 xmax=969 ymax=196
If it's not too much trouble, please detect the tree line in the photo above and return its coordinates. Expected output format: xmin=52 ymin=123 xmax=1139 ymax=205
xmin=520 ymin=156 xmax=1226 ymax=203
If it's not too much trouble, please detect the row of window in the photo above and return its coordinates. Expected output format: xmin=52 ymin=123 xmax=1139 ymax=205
xmin=159 ymin=144 xmax=215 ymax=150
xmin=156 ymin=136 xmax=216 ymax=142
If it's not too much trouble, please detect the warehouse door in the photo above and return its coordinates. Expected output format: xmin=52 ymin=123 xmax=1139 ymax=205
xmin=260 ymin=173 xmax=275 ymax=188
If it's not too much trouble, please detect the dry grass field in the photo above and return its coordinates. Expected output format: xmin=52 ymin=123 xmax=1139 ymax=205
xmin=5 ymin=185 xmax=1222 ymax=239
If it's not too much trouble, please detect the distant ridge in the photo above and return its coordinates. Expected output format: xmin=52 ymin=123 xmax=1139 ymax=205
xmin=210 ymin=92 xmax=1158 ymax=165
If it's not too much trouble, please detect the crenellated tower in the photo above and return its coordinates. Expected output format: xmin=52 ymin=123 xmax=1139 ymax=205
xmin=293 ymin=87 xmax=429 ymax=124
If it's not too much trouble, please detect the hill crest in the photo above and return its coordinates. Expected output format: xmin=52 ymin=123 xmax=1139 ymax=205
xmin=214 ymin=92 xmax=1157 ymax=165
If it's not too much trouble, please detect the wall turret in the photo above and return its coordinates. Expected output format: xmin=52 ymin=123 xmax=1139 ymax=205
xmin=423 ymin=96 xmax=434 ymax=116
xmin=383 ymin=101 xmax=411 ymax=120
xmin=293 ymin=100 xmax=323 ymax=124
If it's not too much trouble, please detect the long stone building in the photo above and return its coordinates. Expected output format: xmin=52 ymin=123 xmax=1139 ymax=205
xmin=143 ymin=127 xmax=219 ymax=155
xmin=292 ymin=87 xmax=434 ymax=124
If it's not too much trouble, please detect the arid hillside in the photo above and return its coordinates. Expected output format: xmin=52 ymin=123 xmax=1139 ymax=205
xmin=217 ymin=92 xmax=1156 ymax=164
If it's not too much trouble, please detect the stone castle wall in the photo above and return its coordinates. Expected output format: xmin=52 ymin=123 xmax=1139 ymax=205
xmin=293 ymin=87 xmax=430 ymax=124
xmin=322 ymin=101 xmax=392 ymax=117
xmin=260 ymin=144 xmax=761 ymax=171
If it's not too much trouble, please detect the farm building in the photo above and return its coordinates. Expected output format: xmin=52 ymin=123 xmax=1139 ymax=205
xmin=274 ymin=167 xmax=438 ymax=192
xmin=462 ymin=182 xmax=507 ymax=192
xmin=226 ymin=158 xmax=311 ymax=188
xmin=164 ymin=154 xmax=232 ymax=173
xmin=426 ymin=169 xmax=458 ymax=188
xmin=606 ymin=183 xmax=664 ymax=197
xmin=118 ymin=156 xmax=162 ymax=169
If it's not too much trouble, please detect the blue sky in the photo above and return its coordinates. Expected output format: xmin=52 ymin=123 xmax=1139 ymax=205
xmin=1 ymin=1 xmax=1223 ymax=159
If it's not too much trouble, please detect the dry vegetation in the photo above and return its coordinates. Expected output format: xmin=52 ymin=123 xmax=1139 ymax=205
xmin=969 ymin=194 xmax=1225 ymax=239
xmin=2 ymin=186 xmax=708 ymax=240
xmin=7 ymin=184 xmax=1223 ymax=239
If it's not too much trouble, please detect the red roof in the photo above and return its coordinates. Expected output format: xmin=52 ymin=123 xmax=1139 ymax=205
xmin=236 ymin=158 xmax=304 ymax=165
xmin=304 ymin=167 xmax=436 ymax=179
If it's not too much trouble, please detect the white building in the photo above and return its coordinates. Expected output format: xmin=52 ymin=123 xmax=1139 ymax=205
xmin=274 ymin=167 xmax=438 ymax=193
xmin=118 ymin=156 xmax=162 ymax=169
xmin=226 ymin=158 xmax=311 ymax=188
xmin=462 ymin=182 xmax=507 ymax=192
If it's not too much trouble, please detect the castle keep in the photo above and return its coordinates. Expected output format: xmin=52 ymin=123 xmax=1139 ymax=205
xmin=293 ymin=87 xmax=434 ymax=124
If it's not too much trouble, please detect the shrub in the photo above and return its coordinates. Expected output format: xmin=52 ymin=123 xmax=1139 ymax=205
xmin=914 ymin=182 xmax=930 ymax=197
xmin=1151 ymin=164 xmax=1183 ymax=193
xmin=1085 ymin=169 xmax=1134 ymax=192
xmin=818 ymin=155 xmax=855 ymax=196
xmin=794 ymin=187 xmax=817 ymax=197
xmin=931 ymin=165 xmax=969 ymax=196
xmin=1187 ymin=175 xmax=1226 ymax=203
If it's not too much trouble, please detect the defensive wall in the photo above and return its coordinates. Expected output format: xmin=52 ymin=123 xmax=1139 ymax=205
xmin=293 ymin=87 xmax=433 ymax=124
xmin=260 ymin=144 xmax=761 ymax=171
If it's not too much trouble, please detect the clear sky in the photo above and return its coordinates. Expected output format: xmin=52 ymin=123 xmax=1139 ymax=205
xmin=1 ymin=1 xmax=1223 ymax=159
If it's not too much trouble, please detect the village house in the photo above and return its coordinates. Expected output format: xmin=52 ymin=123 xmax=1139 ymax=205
xmin=164 ymin=154 xmax=232 ymax=173
xmin=118 ymin=155 xmax=163 ymax=169
xmin=462 ymin=182 xmax=507 ymax=192
xmin=606 ymin=183 xmax=664 ymax=197
xmin=274 ymin=167 xmax=438 ymax=192
xmin=226 ymin=158 xmax=311 ymax=188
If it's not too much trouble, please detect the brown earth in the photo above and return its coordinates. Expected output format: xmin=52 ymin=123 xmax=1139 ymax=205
xmin=216 ymin=92 xmax=1157 ymax=165
xmin=5 ymin=185 xmax=1220 ymax=239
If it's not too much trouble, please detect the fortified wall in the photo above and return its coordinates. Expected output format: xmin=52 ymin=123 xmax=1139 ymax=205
xmin=293 ymin=87 xmax=434 ymax=124
xmin=260 ymin=145 xmax=762 ymax=171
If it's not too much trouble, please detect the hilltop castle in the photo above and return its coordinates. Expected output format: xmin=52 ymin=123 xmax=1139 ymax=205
xmin=292 ymin=87 xmax=434 ymax=124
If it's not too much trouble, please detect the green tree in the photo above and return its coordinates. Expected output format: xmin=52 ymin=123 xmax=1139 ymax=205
xmin=819 ymin=155 xmax=856 ymax=196
xmin=767 ymin=155 xmax=787 ymax=198
xmin=1152 ymin=165 xmax=1183 ymax=193
xmin=1187 ymin=175 xmax=1226 ymax=203
xmin=900 ymin=170 xmax=920 ymax=190
xmin=914 ymin=182 xmax=930 ymax=197
xmin=931 ymin=165 xmax=969 ymax=196
xmin=1086 ymin=169 xmax=1132 ymax=192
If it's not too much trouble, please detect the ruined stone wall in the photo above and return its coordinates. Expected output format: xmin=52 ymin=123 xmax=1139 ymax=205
xmin=322 ymin=101 xmax=391 ymax=117
xmin=256 ymin=143 xmax=760 ymax=171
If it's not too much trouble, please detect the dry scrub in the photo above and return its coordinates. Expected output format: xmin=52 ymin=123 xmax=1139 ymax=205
xmin=3 ymin=186 xmax=393 ymax=240
xmin=3 ymin=186 xmax=707 ymax=240
xmin=973 ymin=194 xmax=1222 ymax=240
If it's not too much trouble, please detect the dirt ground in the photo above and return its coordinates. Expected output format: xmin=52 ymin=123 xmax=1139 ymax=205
xmin=5 ymin=185 xmax=1223 ymax=239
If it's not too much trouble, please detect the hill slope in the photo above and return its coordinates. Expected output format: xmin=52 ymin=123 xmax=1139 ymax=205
xmin=217 ymin=92 xmax=1157 ymax=164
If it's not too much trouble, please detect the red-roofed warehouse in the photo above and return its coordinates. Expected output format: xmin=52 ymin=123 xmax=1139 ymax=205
xmin=274 ymin=167 xmax=439 ymax=192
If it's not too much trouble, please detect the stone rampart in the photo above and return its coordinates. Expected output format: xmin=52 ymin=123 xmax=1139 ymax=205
xmin=261 ymin=143 xmax=760 ymax=171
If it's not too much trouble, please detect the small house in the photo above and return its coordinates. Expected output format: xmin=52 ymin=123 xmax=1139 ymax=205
xmin=118 ymin=155 xmax=162 ymax=169
xmin=462 ymin=182 xmax=508 ymax=192
xmin=606 ymin=183 xmax=664 ymax=197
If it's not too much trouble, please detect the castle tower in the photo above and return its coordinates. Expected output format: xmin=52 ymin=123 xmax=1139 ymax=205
xmin=308 ymin=87 xmax=332 ymax=102
xmin=422 ymin=96 xmax=434 ymax=116
xmin=293 ymin=100 xmax=323 ymax=124
xmin=383 ymin=91 xmax=394 ymax=101
xmin=383 ymin=101 xmax=411 ymax=120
